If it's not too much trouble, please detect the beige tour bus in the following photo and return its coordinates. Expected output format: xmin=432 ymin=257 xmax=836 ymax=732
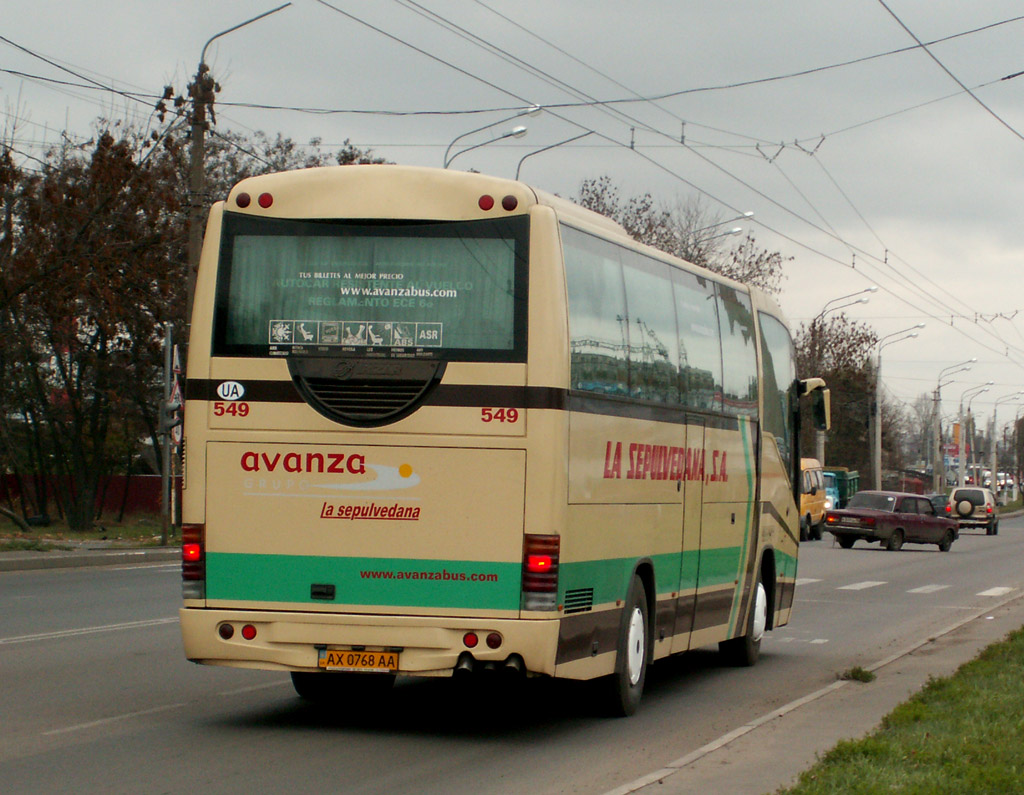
xmin=179 ymin=164 xmax=828 ymax=716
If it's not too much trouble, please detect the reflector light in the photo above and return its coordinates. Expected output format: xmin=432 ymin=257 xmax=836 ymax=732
xmin=486 ymin=632 xmax=502 ymax=649
xmin=241 ymin=624 xmax=257 ymax=641
xmin=258 ymin=192 xmax=273 ymax=208
xmin=478 ymin=195 xmax=495 ymax=211
xmin=218 ymin=623 xmax=234 ymax=640
xmin=463 ymin=632 xmax=479 ymax=648
xmin=236 ymin=192 xmax=251 ymax=208
xmin=501 ymin=195 xmax=518 ymax=211
xmin=182 ymin=543 xmax=202 ymax=562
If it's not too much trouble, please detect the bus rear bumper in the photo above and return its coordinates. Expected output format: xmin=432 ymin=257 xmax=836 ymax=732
xmin=180 ymin=607 xmax=561 ymax=677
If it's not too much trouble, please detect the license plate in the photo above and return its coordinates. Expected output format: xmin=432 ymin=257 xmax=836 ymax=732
xmin=318 ymin=649 xmax=399 ymax=673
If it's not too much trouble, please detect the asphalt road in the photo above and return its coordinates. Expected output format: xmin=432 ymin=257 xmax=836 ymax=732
xmin=2 ymin=518 xmax=1023 ymax=795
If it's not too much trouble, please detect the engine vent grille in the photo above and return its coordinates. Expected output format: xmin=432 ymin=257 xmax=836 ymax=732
xmin=288 ymin=358 xmax=445 ymax=426
xmin=563 ymin=587 xmax=594 ymax=614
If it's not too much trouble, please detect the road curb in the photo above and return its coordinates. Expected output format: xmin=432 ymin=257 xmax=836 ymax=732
xmin=0 ymin=547 xmax=180 ymax=572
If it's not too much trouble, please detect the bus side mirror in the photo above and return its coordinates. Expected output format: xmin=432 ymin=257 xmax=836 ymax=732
xmin=813 ymin=388 xmax=831 ymax=432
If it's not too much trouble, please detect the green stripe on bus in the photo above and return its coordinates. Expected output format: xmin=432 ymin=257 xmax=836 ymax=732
xmin=206 ymin=552 xmax=521 ymax=610
xmin=559 ymin=547 xmax=742 ymax=604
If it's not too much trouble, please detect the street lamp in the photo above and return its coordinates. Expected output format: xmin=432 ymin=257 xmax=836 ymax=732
xmin=516 ymin=130 xmax=593 ymax=180
xmin=872 ymin=323 xmax=925 ymax=488
xmin=443 ymin=106 xmax=540 ymax=168
xmin=990 ymin=390 xmax=1024 ymax=496
xmin=932 ymin=357 xmax=977 ymax=490
xmin=810 ymin=286 xmax=878 ymax=463
xmin=693 ymin=211 xmax=754 ymax=234
xmin=959 ymin=383 xmax=993 ymax=486
xmin=445 ymin=125 xmax=529 ymax=169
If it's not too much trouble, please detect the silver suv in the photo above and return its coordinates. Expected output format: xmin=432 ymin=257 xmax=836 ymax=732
xmin=948 ymin=487 xmax=999 ymax=535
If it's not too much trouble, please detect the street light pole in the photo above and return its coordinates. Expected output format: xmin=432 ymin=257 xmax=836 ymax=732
xmin=185 ymin=4 xmax=292 ymax=329
xmin=445 ymin=125 xmax=529 ymax=169
xmin=958 ymin=383 xmax=992 ymax=486
xmin=872 ymin=324 xmax=924 ymax=489
xmin=990 ymin=391 xmax=1024 ymax=499
xmin=810 ymin=286 xmax=877 ymax=463
xmin=933 ymin=358 xmax=977 ymax=490
xmin=443 ymin=106 xmax=540 ymax=168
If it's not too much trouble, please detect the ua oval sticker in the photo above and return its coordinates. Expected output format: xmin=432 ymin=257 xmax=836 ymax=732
xmin=216 ymin=381 xmax=245 ymax=401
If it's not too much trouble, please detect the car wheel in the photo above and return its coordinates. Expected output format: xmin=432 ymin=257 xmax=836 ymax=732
xmin=812 ymin=520 xmax=823 ymax=541
xmin=800 ymin=516 xmax=809 ymax=542
xmin=838 ymin=537 xmax=855 ymax=549
xmin=938 ymin=529 xmax=954 ymax=552
xmin=993 ymin=521 xmax=999 ymax=536
xmin=886 ymin=529 xmax=904 ymax=552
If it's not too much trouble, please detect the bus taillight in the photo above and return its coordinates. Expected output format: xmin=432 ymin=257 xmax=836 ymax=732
xmin=522 ymin=534 xmax=559 ymax=611
xmin=182 ymin=523 xmax=206 ymax=599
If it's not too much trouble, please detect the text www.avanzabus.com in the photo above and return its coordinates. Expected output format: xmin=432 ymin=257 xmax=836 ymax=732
xmin=359 ymin=569 xmax=499 ymax=582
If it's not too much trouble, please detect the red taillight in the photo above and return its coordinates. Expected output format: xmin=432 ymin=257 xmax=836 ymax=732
xmin=825 ymin=512 xmax=837 ymax=524
xmin=522 ymin=534 xmax=559 ymax=610
xmin=987 ymin=505 xmax=993 ymax=514
xmin=241 ymin=624 xmax=257 ymax=640
xmin=862 ymin=517 xmax=876 ymax=527
xmin=181 ymin=524 xmax=205 ymax=599
xmin=463 ymin=632 xmax=479 ymax=648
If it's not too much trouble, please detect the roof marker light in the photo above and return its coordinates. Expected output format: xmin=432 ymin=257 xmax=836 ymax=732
xmin=479 ymin=195 xmax=495 ymax=211
xmin=502 ymin=195 xmax=518 ymax=211
xmin=236 ymin=192 xmax=251 ymax=208
xmin=258 ymin=192 xmax=273 ymax=208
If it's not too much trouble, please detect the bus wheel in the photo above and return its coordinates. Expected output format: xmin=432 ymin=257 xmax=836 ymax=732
xmin=719 ymin=573 xmax=766 ymax=667
xmin=603 ymin=575 xmax=650 ymax=717
xmin=291 ymin=671 xmax=395 ymax=703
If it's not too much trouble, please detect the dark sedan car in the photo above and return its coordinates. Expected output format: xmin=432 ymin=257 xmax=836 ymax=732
xmin=824 ymin=490 xmax=959 ymax=552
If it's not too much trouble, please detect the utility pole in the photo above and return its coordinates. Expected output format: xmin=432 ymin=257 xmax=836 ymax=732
xmin=185 ymin=4 xmax=292 ymax=328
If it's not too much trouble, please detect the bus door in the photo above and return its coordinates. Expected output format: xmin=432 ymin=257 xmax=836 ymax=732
xmin=670 ymin=419 xmax=703 ymax=654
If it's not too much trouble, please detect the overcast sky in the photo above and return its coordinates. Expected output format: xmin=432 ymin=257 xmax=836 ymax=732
xmin=4 ymin=0 xmax=1024 ymax=440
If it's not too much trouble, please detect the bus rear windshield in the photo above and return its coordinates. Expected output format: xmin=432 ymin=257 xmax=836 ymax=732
xmin=212 ymin=212 xmax=528 ymax=361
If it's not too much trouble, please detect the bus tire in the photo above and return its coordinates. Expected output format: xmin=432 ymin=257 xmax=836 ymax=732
xmin=603 ymin=575 xmax=650 ymax=717
xmin=291 ymin=671 xmax=395 ymax=703
xmin=719 ymin=570 xmax=766 ymax=667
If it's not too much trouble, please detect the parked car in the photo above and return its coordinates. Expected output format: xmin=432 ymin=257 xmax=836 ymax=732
xmin=800 ymin=458 xmax=827 ymax=541
xmin=948 ymin=487 xmax=999 ymax=535
xmin=824 ymin=490 xmax=959 ymax=552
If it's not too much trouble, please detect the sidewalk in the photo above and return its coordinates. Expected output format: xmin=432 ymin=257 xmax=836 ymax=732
xmin=0 ymin=540 xmax=179 ymax=571
xmin=606 ymin=588 xmax=1024 ymax=795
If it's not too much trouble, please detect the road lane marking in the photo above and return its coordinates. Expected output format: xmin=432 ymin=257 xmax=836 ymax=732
xmin=0 ymin=617 xmax=178 ymax=645
xmin=908 ymin=585 xmax=950 ymax=594
xmin=44 ymin=702 xmax=186 ymax=736
xmin=795 ymin=578 xmax=822 ymax=586
xmin=978 ymin=587 xmax=1015 ymax=597
xmin=837 ymin=581 xmax=887 ymax=590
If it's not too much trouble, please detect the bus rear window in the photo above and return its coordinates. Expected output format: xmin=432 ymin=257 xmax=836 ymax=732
xmin=212 ymin=213 xmax=528 ymax=361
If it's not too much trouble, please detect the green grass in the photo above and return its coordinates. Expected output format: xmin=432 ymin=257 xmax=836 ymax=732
xmin=0 ymin=512 xmax=168 ymax=550
xmin=779 ymin=626 xmax=1024 ymax=793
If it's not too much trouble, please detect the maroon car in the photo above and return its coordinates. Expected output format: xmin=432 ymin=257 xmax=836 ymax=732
xmin=824 ymin=490 xmax=959 ymax=552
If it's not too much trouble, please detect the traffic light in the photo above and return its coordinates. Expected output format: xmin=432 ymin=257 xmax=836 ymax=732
xmin=160 ymin=400 xmax=182 ymax=434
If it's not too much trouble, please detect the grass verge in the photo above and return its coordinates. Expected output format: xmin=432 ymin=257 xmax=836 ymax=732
xmin=778 ymin=625 xmax=1024 ymax=793
xmin=0 ymin=512 xmax=167 ymax=551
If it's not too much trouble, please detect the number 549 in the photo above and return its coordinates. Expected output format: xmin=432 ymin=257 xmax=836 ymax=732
xmin=481 ymin=407 xmax=519 ymax=423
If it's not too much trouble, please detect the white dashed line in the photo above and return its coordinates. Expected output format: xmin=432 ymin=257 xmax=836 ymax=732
xmin=908 ymin=585 xmax=950 ymax=594
xmin=837 ymin=581 xmax=887 ymax=591
xmin=795 ymin=578 xmax=822 ymax=586
xmin=978 ymin=587 xmax=1015 ymax=597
